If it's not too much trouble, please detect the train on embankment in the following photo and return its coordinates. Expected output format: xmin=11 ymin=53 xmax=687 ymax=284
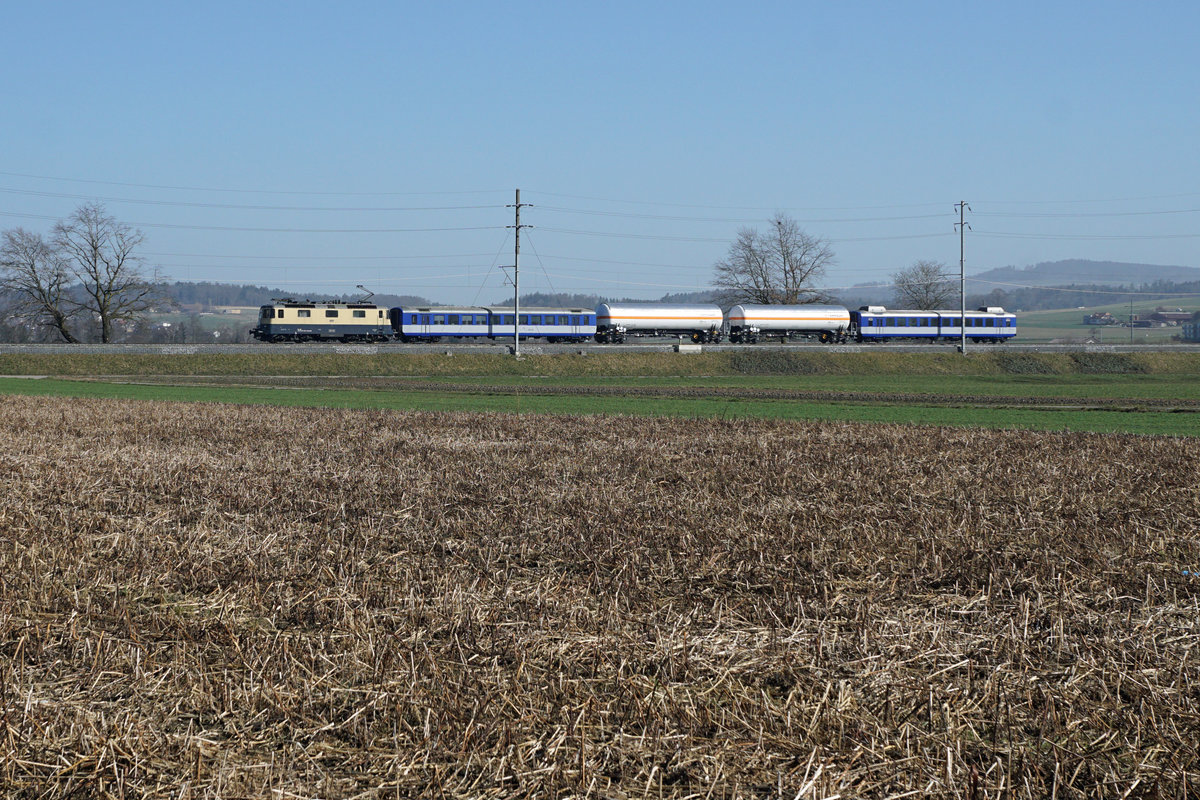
xmin=249 ymin=299 xmax=1017 ymax=345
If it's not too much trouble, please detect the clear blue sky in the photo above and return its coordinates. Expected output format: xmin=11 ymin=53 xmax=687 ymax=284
xmin=2 ymin=1 xmax=1197 ymax=304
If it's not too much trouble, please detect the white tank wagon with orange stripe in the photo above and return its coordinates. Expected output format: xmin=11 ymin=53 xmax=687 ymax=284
xmin=726 ymin=304 xmax=851 ymax=344
xmin=595 ymin=302 xmax=724 ymax=344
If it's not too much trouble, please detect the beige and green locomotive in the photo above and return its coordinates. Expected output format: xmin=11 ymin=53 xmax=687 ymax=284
xmin=249 ymin=300 xmax=393 ymax=342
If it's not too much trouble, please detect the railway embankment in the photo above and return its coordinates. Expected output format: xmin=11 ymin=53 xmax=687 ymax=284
xmin=0 ymin=347 xmax=1199 ymax=378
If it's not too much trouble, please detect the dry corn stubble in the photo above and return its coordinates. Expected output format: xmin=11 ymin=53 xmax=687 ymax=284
xmin=0 ymin=394 xmax=1198 ymax=798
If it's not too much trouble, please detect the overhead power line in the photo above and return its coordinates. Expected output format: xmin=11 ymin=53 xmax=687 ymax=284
xmin=144 ymin=251 xmax=495 ymax=261
xmin=0 ymin=170 xmax=509 ymax=197
xmin=976 ymin=208 xmax=1200 ymax=219
xmin=535 ymin=205 xmax=948 ymax=224
xmin=535 ymin=226 xmax=954 ymax=244
xmin=528 ymin=190 xmax=950 ymax=211
xmin=976 ymin=230 xmax=1200 ymax=241
xmin=0 ymin=186 xmax=500 ymax=212
xmin=0 ymin=210 xmax=504 ymax=233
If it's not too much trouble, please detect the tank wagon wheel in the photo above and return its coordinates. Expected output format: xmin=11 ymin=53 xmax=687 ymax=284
xmin=691 ymin=332 xmax=703 ymax=344
xmin=819 ymin=331 xmax=832 ymax=344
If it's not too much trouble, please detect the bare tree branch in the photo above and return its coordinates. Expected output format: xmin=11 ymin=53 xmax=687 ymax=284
xmin=53 ymin=202 xmax=168 ymax=343
xmin=891 ymin=259 xmax=955 ymax=309
xmin=0 ymin=227 xmax=80 ymax=342
xmin=712 ymin=213 xmax=834 ymax=306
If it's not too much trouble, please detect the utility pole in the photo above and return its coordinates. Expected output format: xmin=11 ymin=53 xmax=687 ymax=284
xmin=507 ymin=189 xmax=532 ymax=357
xmin=955 ymin=201 xmax=971 ymax=354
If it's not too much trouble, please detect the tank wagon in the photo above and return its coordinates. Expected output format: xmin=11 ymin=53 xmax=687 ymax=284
xmin=250 ymin=300 xmax=393 ymax=342
xmin=595 ymin=302 xmax=724 ymax=343
xmin=850 ymin=306 xmax=1016 ymax=343
xmin=727 ymin=304 xmax=851 ymax=343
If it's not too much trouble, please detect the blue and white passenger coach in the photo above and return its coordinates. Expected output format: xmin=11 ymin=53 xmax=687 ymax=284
xmin=389 ymin=306 xmax=596 ymax=343
xmin=389 ymin=307 xmax=491 ymax=342
xmin=480 ymin=307 xmax=597 ymax=343
xmin=850 ymin=306 xmax=1017 ymax=343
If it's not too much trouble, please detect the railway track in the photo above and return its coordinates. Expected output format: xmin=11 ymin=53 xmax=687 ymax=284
xmin=0 ymin=342 xmax=1196 ymax=355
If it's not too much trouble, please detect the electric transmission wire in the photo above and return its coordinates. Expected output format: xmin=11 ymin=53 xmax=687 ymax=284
xmin=0 ymin=170 xmax=510 ymax=197
xmin=0 ymin=186 xmax=501 ymax=212
xmin=0 ymin=209 xmax=504 ymax=234
xmin=534 ymin=204 xmax=948 ymax=225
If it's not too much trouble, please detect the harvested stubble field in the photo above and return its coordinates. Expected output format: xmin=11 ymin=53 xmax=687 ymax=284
xmin=1 ymin=396 xmax=1198 ymax=798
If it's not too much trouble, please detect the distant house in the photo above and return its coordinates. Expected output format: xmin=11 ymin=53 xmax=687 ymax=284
xmin=1183 ymin=319 xmax=1200 ymax=342
xmin=1146 ymin=307 xmax=1194 ymax=326
xmin=1083 ymin=312 xmax=1117 ymax=325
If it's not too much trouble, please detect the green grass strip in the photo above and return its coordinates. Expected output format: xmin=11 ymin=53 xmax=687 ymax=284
xmin=1 ymin=377 xmax=1196 ymax=437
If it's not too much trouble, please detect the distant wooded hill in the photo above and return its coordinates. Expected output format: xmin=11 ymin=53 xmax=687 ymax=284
xmin=835 ymin=260 xmax=1200 ymax=312
xmin=971 ymin=259 xmax=1200 ymax=288
xmin=967 ymin=260 xmax=1200 ymax=312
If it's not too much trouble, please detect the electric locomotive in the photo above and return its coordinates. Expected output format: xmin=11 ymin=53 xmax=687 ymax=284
xmin=250 ymin=299 xmax=393 ymax=342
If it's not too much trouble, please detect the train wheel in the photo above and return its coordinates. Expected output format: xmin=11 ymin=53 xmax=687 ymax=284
xmin=819 ymin=331 xmax=832 ymax=344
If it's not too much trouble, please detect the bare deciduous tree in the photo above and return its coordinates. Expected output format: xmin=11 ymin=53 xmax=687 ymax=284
xmin=0 ymin=227 xmax=80 ymax=342
xmin=53 ymin=203 xmax=165 ymax=343
xmin=891 ymin=259 xmax=955 ymax=309
xmin=712 ymin=213 xmax=834 ymax=305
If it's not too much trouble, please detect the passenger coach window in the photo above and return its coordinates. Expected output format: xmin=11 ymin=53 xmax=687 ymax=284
xmin=448 ymin=315 xmax=459 ymax=324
